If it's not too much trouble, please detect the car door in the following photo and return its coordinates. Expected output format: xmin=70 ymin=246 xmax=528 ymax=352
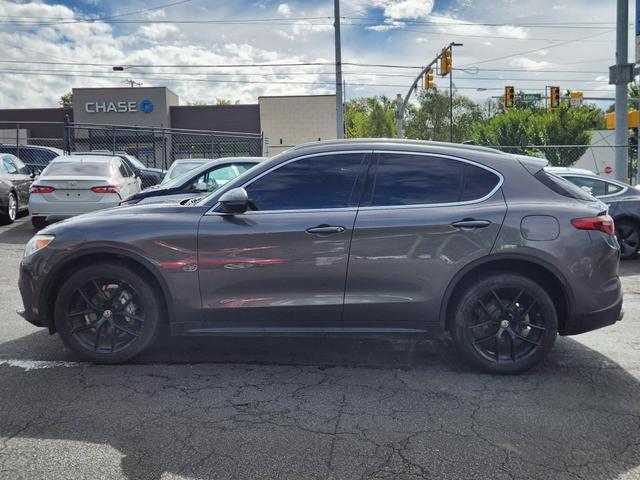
xmin=2 ymin=155 xmax=31 ymax=207
xmin=196 ymin=151 xmax=369 ymax=330
xmin=343 ymin=151 xmax=508 ymax=330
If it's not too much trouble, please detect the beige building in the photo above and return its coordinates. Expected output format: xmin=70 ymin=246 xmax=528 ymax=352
xmin=258 ymin=95 xmax=337 ymax=156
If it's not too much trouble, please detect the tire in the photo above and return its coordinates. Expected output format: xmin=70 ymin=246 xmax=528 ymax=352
xmin=31 ymin=216 xmax=48 ymax=231
xmin=0 ymin=192 xmax=17 ymax=225
xmin=54 ymin=263 xmax=161 ymax=363
xmin=615 ymin=219 xmax=640 ymax=260
xmin=450 ymin=273 xmax=558 ymax=374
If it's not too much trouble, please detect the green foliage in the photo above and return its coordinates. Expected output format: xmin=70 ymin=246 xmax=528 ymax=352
xmin=471 ymin=104 xmax=604 ymax=166
xmin=59 ymin=91 xmax=73 ymax=108
xmin=404 ymin=88 xmax=481 ymax=142
xmin=345 ymin=96 xmax=396 ymax=138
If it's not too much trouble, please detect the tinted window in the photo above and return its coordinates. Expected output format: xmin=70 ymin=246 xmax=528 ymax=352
xmin=535 ymin=171 xmax=595 ymax=201
xmin=117 ymin=161 xmax=131 ymax=178
xmin=43 ymin=162 xmax=112 ymax=177
xmin=246 ymin=154 xmax=364 ymax=211
xmin=370 ymin=154 xmax=498 ymax=206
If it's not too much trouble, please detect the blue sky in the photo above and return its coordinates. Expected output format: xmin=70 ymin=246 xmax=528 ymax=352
xmin=0 ymin=0 xmax=632 ymax=108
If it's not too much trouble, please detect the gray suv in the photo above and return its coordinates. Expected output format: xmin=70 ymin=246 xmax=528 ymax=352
xmin=18 ymin=140 xmax=623 ymax=373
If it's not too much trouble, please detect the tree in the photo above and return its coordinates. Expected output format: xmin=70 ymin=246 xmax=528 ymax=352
xmin=403 ymin=88 xmax=482 ymax=142
xmin=59 ymin=91 xmax=73 ymax=108
xmin=345 ymin=96 xmax=397 ymax=138
xmin=471 ymin=104 xmax=604 ymax=166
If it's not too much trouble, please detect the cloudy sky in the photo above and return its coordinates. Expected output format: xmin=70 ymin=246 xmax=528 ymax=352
xmin=0 ymin=0 xmax=633 ymax=108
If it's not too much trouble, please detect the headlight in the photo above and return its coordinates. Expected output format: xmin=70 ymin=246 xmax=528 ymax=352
xmin=24 ymin=234 xmax=55 ymax=258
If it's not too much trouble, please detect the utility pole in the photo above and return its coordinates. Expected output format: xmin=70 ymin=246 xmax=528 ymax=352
xmin=612 ymin=0 xmax=630 ymax=182
xmin=334 ymin=0 xmax=344 ymax=139
xmin=123 ymin=79 xmax=142 ymax=88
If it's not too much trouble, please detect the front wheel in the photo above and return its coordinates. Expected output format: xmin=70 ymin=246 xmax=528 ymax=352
xmin=0 ymin=192 xmax=17 ymax=224
xmin=54 ymin=263 xmax=161 ymax=363
xmin=450 ymin=273 xmax=558 ymax=374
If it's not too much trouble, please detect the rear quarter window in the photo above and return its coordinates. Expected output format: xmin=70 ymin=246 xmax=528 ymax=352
xmin=535 ymin=170 xmax=596 ymax=201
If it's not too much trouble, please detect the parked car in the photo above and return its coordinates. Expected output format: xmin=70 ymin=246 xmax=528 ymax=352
xmin=18 ymin=140 xmax=622 ymax=373
xmin=72 ymin=151 xmax=166 ymax=188
xmin=29 ymin=154 xmax=142 ymax=230
xmin=0 ymin=154 xmax=33 ymax=223
xmin=161 ymin=159 xmax=211 ymax=184
xmin=0 ymin=145 xmax=63 ymax=174
xmin=547 ymin=167 xmax=640 ymax=260
xmin=120 ymin=157 xmax=265 ymax=206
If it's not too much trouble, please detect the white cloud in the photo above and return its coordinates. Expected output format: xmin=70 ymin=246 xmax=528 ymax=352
xmin=382 ymin=0 xmax=434 ymax=20
xmin=366 ymin=20 xmax=405 ymax=31
xmin=510 ymin=57 xmax=551 ymax=70
xmin=137 ymin=24 xmax=180 ymax=41
xmin=277 ymin=3 xmax=291 ymax=17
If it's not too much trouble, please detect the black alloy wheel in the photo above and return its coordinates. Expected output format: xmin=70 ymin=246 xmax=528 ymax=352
xmin=451 ymin=273 xmax=557 ymax=374
xmin=55 ymin=263 xmax=160 ymax=363
xmin=615 ymin=219 xmax=640 ymax=260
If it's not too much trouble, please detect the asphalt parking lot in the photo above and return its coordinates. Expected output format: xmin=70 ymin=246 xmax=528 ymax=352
xmin=0 ymin=216 xmax=639 ymax=480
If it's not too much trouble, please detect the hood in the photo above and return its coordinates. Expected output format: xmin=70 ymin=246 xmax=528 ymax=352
xmin=41 ymin=202 xmax=205 ymax=235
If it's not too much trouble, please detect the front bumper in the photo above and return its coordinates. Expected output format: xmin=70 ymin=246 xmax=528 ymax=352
xmin=18 ymin=259 xmax=47 ymax=328
xmin=562 ymin=294 xmax=623 ymax=335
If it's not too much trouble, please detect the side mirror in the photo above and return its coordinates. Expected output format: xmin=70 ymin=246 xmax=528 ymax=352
xmin=194 ymin=181 xmax=208 ymax=192
xmin=218 ymin=187 xmax=249 ymax=215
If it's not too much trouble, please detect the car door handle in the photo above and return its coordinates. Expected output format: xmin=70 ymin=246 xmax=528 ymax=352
xmin=451 ymin=219 xmax=491 ymax=229
xmin=306 ymin=225 xmax=346 ymax=235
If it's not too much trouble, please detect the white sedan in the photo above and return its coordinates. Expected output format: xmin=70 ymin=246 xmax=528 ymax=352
xmin=29 ymin=155 xmax=142 ymax=230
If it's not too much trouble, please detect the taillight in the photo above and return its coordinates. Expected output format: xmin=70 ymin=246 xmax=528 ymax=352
xmin=30 ymin=185 xmax=55 ymax=194
xmin=571 ymin=215 xmax=615 ymax=236
xmin=91 ymin=185 xmax=121 ymax=194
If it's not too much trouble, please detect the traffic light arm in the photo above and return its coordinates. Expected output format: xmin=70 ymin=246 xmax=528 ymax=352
xmin=396 ymin=42 xmax=460 ymax=139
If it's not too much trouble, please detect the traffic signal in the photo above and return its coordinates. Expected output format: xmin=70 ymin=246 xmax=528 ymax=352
xmin=504 ymin=86 xmax=515 ymax=109
xmin=550 ymin=86 xmax=561 ymax=109
xmin=440 ymin=49 xmax=452 ymax=76
xmin=423 ymin=69 xmax=434 ymax=89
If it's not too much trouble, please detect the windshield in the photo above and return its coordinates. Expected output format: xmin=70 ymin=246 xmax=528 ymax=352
xmin=165 ymin=162 xmax=205 ymax=181
xmin=124 ymin=156 xmax=146 ymax=170
xmin=42 ymin=162 xmax=112 ymax=177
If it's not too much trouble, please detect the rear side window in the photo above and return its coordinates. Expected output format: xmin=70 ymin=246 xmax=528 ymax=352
xmin=535 ymin=170 xmax=595 ymax=201
xmin=369 ymin=153 xmax=500 ymax=206
xmin=246 ymin=153 xmax=364 ymax=211
xmin=43 ymin=162 xmax=112 ymax=177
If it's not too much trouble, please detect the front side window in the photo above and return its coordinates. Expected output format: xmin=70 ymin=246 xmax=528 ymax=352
xmin=2 ymin=156 xmax=17 ymax=174
xmin=369 ymin=153 xmax=499 ymax=206
xmin=12 ymin=156 xmax=30 ymax=175
xmin=245 ymin=153 xmax=364 ymax=211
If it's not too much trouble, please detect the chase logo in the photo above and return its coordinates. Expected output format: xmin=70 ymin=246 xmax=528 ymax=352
xmin=139 ymin=99 xmax=154 ymax=113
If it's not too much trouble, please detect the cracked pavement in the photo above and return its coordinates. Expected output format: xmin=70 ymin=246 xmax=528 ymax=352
xmin=1 ymin=216 xmax=639 ymax=480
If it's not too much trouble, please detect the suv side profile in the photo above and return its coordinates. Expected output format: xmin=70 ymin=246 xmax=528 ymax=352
xmin=18 ymin=140 xmax=622 ymax=374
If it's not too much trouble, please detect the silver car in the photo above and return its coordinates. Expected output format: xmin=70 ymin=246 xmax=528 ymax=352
xmin=161 ymin=159 xmax=211 ymax=184
xmin=29 ymin=155 xmax=142 ymax=230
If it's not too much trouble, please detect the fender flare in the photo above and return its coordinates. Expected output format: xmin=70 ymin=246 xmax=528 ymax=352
xmin=438 ymin=252 xmax=575 ymax=329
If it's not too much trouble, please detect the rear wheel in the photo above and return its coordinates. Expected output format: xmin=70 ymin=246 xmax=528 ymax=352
xmin=615 ymin=219 xmax=640 ymax=260
xmin=54 ymin=263 xmax=161 ymax=363
xmin=0 ymin=192 xmax=17 ymax=224
xmin=450 ymin=273 xmax=558 ymax=374
xmin=31 ymin=216 xmax=48 ymax=231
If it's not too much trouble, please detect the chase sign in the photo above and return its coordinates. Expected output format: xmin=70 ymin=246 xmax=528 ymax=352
xmin=85 ymin=99 xmax=155 ymax=114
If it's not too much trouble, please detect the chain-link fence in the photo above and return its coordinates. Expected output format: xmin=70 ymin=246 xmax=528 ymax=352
xmin=0 ymin=121 xmax=265 ymax=175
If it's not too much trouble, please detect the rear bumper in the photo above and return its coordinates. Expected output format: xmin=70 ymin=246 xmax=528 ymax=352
xmin=29 ymin=195 xmax=120 ymax=219
xmin=562 ymin=294 xmax=623 ymax=335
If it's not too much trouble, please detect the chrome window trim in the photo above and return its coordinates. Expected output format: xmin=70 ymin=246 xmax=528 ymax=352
xmin=205 ymin=150 xmax=371 ymax=215
xmin=558 ymin=173 xmax=628 ymax=199
xmin=359 ymin=150 xmax=504 ymax=210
